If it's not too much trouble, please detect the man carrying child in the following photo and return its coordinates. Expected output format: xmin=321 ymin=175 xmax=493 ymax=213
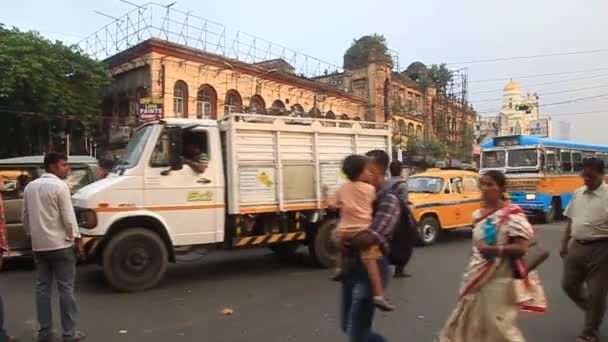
xmin=338 ymin=150 xmax=402 ymax=342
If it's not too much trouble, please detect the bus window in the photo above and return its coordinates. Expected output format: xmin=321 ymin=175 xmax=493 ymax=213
xmin=572 ymin=152 xmax=583 ymax=172
xmin=481 ymin=151 xmax=505 ymax=168
xmin=508 ymin=149 xmax=538 ymax=168
xmin=545 ymin=150 xmax=559 ymax=174
xmin=560 ymin=151 xmax=572 ymax=173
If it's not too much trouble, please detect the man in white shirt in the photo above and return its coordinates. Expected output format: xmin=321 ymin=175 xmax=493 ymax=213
xmin=561 ymin=157 xmax=608 ymax=342
xmin=23 ymin=152 xmax=85 ymax=342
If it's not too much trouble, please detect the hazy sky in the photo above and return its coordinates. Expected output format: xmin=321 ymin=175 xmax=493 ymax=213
xmin=2 ymin=0 xmax=608 ymax=143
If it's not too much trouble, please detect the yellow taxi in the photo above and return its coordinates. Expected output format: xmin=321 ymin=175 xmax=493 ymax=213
xmin=407 ymin=169 xmax=481 ymax=245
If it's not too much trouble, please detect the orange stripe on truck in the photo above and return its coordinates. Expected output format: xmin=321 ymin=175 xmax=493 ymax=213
xmin=239 ymin=203 xmax=321 ymax=214
xmin=95 ymin=203 xmax=225 ymax=213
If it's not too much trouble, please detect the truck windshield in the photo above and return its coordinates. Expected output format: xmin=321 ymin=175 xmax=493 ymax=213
xmin=507 ymin=149 xmax=538 ymax=168
xmin=407 ymin=177 xmax=443 ymax=193
xmin=115 ymin=125 xmax=154 ymax=170
xmin=481 ymin=150 xmax=505 ymax=168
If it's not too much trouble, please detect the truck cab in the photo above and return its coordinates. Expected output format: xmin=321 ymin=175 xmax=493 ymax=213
xmin=74 ymin=114 xmax=391 ymax=291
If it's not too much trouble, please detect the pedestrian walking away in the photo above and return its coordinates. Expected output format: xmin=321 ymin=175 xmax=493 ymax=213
xmin=340 ymin=150 xmax=402 ymax=342
xmin=437 ymin=170 xmax=547 ymax=342
xmin=385 ymin=160 xmax=414 ymax=279
xmin=0 ymin=175 xmax=15 ymax=342
xmin=561 ymin=157 xmax=608 ymax=342
xmin=23 ymin=153 xmax=86 ymax=342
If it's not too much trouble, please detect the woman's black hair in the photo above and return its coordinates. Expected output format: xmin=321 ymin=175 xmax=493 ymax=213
xmin=342 ymin=155 xmax=369 ymax=181
xmin=483 ymin=170 xmax=507 ymax=197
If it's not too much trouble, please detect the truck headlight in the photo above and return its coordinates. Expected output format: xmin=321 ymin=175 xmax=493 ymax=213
xmin=76 ymin=209 xmax=98 ymax=229
xmin=525 ymin=193 xmax=537 ymax=201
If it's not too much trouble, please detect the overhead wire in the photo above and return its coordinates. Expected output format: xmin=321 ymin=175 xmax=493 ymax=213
xmin=470 ymin=67 xmax=608 ymax=84
xmin=473 ymin=83 xmax=608 ymax=103
xmin=448 ymin=48 xmax=608 ymax=65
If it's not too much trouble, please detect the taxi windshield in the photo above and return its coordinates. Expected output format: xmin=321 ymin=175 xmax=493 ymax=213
xmin=407 ymin=177 xmax=443 ymax=194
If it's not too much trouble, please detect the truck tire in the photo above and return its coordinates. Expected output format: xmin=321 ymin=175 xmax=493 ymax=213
xmin=417 ymin=216 xmax=441 ymax=246
xmin=309 ymin=218 xmax=338 ymax=268
xmin=102 ymin=228 xmax=168 ymax=292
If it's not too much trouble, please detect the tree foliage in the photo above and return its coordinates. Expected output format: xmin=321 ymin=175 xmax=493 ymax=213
xmin=0 ymin=25 xmax=109 ymax=131
xmin=344 ymin=34 xmax=393 ymax=69
xmin=407 ymin=136 xmax=447 ymax=159
xmin=428 ymin=64 xmax=453 ymax=94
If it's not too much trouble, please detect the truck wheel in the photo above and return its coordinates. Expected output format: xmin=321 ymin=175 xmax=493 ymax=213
xmin=417 ymin=216 xmax=440 ymax=246
xmin=544 ymin=198 xmax=561 ymax=223
xmin=309 ymin=218 xmax=338 ymax=268
xmin=102 ymin=228 xmax=168 ymax=292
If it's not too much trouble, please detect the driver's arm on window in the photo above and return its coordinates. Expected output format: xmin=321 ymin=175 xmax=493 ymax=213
xmin=184 ymin=154 xmax=209 ymax=174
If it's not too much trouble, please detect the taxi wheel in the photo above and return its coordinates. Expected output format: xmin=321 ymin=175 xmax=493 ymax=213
xmin=417 ymin=216 xmax=441 ymax=246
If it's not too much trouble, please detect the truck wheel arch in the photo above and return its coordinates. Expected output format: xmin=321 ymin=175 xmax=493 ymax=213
xmin=97 ymin=216 xmax=175 ymax=262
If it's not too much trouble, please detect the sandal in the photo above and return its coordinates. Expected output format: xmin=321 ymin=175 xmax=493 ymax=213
xmin=577 ymin=335 xmax=599 ymax=342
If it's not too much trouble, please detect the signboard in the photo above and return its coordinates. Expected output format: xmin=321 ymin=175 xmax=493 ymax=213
xmin=138 ymin=97 xmax=164 ymax=120
xmin=528 ymin=119 xmax=549 ymax=137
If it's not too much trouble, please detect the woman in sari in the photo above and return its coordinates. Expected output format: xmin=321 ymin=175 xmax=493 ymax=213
xmin=437 ymin=170 xmax=547 ymax=342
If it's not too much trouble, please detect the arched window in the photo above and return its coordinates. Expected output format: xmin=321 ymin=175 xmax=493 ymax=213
xmin=308 ymin=107 xmax=321 ymax=118
xmin=407 ymin=123 xmax=415 ymax=135
xmin=196 ymin=84 xmax=217 ymax=119
xmin=224 ymin=90 xmax=242 ymax=115
xmin=416 ymin=125 xmax=423 ymax=138
xmin=250 ymin=95 xmax=266 ymax=114
xmin=325 ymin=111 xmax=336 ymax=119
xmin=272 ymin=100 xmax=286 ymax=110
xmin=291 ymin=104 xmax=304 ymax=114
xmin=173 ymin=81 xmax=189 ymax=118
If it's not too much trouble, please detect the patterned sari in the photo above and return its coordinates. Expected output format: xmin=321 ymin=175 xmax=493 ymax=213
xmin=437 ymin=204 xmax=547 ymax=342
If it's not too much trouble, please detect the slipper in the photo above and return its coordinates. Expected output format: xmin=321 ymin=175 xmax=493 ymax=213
xmin=576 ymin=335 xmax=599 ymax=342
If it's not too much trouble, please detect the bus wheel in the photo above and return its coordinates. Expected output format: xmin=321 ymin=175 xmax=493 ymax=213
xmin=309 ymin=218 xmax=339 ymax=268
xmin=544 ymin=198 xmax=561 ymax=223
xmin=417 ymin=216 xmax=440 ymax=246
xmin=102 ymin=228 xmax=168 ymax=292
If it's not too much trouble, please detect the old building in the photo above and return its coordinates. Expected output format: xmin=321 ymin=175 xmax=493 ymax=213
xmin=100 ymin=39 xmax=367 ymax=149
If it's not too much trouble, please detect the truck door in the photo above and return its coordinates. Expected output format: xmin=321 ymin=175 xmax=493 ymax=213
xmin=144 ymin=126 xmax=224 ymax=246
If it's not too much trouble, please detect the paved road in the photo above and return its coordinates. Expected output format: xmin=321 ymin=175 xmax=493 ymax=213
xmin=1 ymin=222 xmax=604 ymax=341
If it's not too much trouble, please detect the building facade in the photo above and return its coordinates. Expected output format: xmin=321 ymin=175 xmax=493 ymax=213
xmin=101 ymin=39 xmax=366 ymax=148
xmin=100 ymin=38 xmax=476 ymax=162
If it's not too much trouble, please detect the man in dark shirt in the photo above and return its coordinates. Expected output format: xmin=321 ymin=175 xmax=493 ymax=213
xmin=341 ymin=150 xmax=401 ymax=342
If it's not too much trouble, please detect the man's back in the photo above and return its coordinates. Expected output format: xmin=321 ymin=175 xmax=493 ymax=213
xmin=23 ymin=174 xmax=78 ymax=252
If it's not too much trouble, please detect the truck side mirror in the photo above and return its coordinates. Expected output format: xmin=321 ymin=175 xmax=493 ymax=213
xmin=161 ymin=127 xmax=183 ymax=176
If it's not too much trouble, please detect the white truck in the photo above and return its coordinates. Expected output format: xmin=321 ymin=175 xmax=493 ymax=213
xmin=73 ymin=114 xmax=391 ymax=291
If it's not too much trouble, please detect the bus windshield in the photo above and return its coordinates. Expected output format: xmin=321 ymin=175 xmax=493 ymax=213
xmin=481 ymin=150 xmax=505 ymax=168
xmin=507 ymin=149 xmax=538 ymax=168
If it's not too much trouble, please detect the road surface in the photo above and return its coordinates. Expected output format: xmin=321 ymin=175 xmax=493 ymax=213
xmin=1 ymin=222 xmax=602 ymax=341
